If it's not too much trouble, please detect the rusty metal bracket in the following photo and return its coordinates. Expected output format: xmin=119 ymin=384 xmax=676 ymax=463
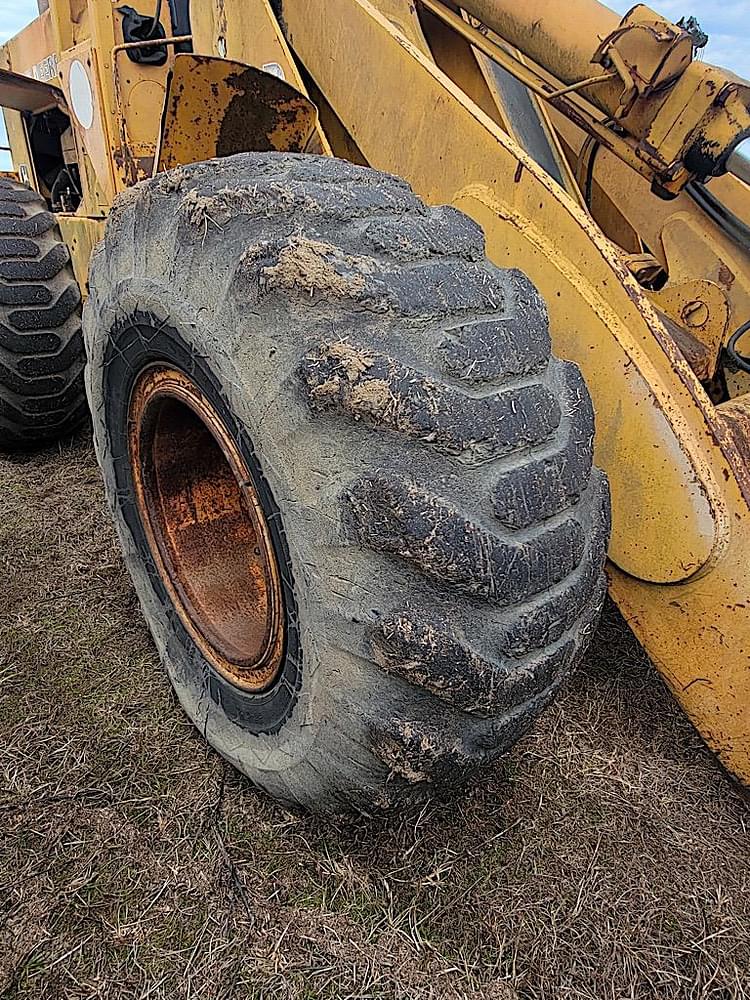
xmin=591 ymin=5 xmax=694 ymax=118
xmin=155 ymin=53 xmax=319 ymax=173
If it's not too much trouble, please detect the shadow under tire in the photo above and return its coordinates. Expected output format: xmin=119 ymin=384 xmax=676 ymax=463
xmin=84 ymin=152 xmax=610 ymax=812
xmin=0 ymin=178 xmax=87 ymax=449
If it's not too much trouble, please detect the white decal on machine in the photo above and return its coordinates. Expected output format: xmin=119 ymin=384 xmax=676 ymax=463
xmin=69 ymin=60 xmax=94 ymax=130
xmin=26 ymin=53 xmax=59 ymax=82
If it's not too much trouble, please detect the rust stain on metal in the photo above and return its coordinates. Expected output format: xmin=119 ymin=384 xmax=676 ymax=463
xmin=681 ymin=299 xmax=709 ymax=329
xmin=654 ymin=307 xmax=714 ymax=382
xmin=157 ymin=54 xmax=317 ymax=172
xmin=714 ymin=398 xmax=750 ymax=514
xmin=718 ymin=262 xmax=735 ymax=289
xmin=218 ymin=66 xmax=312 ymax=155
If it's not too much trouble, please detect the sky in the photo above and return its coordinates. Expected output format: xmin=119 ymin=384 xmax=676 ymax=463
xmin=0 ymin=0 xmax=748 ymax=170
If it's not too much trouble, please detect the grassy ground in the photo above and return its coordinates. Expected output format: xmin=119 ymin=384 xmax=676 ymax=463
xmin=0 ymin=430 xmax=748 ymax=1000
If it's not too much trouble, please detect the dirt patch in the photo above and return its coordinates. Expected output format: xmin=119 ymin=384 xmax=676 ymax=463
xmin=262 ymin=237 xmax=369 ymax=299
xmin=179 ymin=183 xmax=316 ymax=231
xmin=0 ymin=431 xmax=748 ymax=999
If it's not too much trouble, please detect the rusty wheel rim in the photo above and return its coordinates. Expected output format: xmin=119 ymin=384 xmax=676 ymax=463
xmin=128 ymin=365 xmax=285 ymax=692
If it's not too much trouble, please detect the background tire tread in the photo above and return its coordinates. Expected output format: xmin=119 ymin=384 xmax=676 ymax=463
xmin=0 ymin=178 xmax=86 ymax=448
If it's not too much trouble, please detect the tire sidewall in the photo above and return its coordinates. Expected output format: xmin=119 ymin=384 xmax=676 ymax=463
xmin=85 ymin=277 xmax=328 ymax=785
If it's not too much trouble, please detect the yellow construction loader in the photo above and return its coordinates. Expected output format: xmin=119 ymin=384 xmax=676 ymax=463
xmin=1 ymin=0 xmax=748 ymax=810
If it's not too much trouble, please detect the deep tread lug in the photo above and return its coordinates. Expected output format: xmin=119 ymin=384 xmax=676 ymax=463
xmin=0 ymin=244 xmax=71 ymax=282
xmin=348 ymin=476 xmax=585 ymax=605
xmin=493 ymin=362 xmax=595 ymax=529
xmin=302 ymin=341 xmax=560 ymax=461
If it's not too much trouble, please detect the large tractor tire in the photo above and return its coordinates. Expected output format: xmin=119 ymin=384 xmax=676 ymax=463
xmin=83 ymin=153 xmax=610 ymax=812
xmin=0 ymin=178 xmax=87 ymax=449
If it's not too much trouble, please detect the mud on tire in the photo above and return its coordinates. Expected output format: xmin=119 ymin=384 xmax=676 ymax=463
xmin=0 ymin=178 xmax=87 ymax=449
xmin=84 ymin=152 xmax=610 ymax=812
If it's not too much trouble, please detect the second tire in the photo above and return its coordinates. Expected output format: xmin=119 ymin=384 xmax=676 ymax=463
xmin=0 ymin=178 xmax=86 ymax=449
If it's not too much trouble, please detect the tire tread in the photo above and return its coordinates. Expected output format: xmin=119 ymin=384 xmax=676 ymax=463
xmin=0 ymin=180 xmax=86 ymax=448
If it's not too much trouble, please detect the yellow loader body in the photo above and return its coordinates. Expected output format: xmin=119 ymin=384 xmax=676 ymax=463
xmin=2 ymin=0 xmax=749 ymax=785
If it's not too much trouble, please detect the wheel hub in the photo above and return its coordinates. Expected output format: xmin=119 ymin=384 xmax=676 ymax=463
xmin=128 ymin=366 xmax=285 ymax=691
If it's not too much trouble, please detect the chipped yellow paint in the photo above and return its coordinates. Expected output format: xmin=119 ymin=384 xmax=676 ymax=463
xmin=456 ymin=0 xmax=750 ymax=193
xmin=57 ymin=214 xmax=105 ymax=295
xmin=190 ymin=0 xmax=332 ymax=155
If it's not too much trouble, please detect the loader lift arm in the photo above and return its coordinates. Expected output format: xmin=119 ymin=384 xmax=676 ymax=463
xmin=422 ymin=0 xmax=750 ymax=197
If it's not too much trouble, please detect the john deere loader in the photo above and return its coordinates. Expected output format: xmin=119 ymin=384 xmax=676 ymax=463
xmin=0 ymin=0 xmax=748 ymax=811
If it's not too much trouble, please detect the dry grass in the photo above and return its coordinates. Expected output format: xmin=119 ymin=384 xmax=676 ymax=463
xmin=0 ymin=430 xmax=748 ymax=1000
